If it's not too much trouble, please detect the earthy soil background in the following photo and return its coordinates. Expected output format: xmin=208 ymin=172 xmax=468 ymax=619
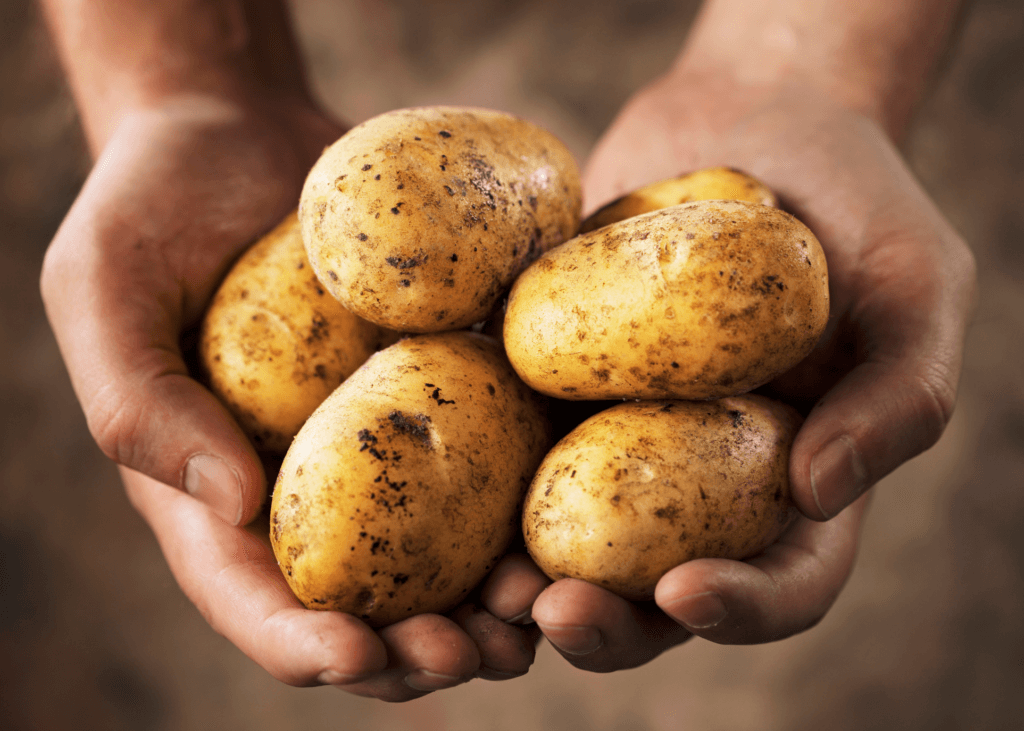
xmin=1 ymin=0 xmax=1022 ymax=729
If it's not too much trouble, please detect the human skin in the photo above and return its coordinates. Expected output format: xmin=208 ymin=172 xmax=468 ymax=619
xmin=38 ymin=0 xmax=541 ymax=702
xmin=38 ymin=0 xmax=976 ymax=692
xmin=514 ymin=0 xmax=977 ymax=670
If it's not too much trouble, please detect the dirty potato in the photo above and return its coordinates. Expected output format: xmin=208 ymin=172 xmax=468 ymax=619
xmin=579 ymin=167 xmax=777 ymax=233
xmin=503 ymin=200 xmax=829 ymax=401
xmin=523 ymin=396 xmax=801 ymax=601
xmin=299 ymin=107 xmax=582 ymax=332
xmin=270 ymin=332 xmax=551 ymax=627
xmin=199 ymin=212 xmax=398 ymax=454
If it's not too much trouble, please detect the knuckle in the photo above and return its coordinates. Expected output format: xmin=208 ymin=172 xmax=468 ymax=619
xmin=86 ymin=382 xmax=147 ymax=468
xmin=909 ymin=363 xmax=958 ymax=450
xmin=39 ymin=237 xmax=73 ymax=309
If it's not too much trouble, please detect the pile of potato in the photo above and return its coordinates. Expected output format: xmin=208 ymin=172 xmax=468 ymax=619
xmin=199 ymin=107 xmax=829 ymax=625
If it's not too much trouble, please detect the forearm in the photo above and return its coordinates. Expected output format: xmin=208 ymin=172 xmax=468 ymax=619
xmin=39 ymin=0 xmax=312 ymax=153
xmin=675 ymin=0 xmax=965 ymax=139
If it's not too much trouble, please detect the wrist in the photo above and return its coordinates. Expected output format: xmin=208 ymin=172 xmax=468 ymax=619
xmin=41 ymin=0 xmax=318 ymax=155
xmin=670 ymin=0 xmax=964 ymax=141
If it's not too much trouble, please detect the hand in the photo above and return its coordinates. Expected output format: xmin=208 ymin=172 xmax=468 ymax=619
xmin=122 ymin=468 xmax=541 ymax=701
xmin=41 ymin=95 xmax=540 ymax=700
xmin=523 ymin=67 xmax=975 ymax=669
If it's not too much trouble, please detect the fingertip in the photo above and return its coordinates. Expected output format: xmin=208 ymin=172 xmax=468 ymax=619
xmin=259 ymin=608 xmax=389 ymax=687
xmin=182 ymin=453 xmax=245 ymax=525
xmin=660 ymin=591 xmax=729 ymax=631
xmin=655 ymin=560 xmax=769 ymax=642
xmin=315 ymin=612 xmax=390 ymax=683
xmin=806 ymin=434 xmax=869 ymax=519
xmin=532 ymin=579 xmax=614 ymax=656
xmin=381 ymin=613 xmax=482 ymax=682
xmin=479 ymin=553 xmax=550 ymax=624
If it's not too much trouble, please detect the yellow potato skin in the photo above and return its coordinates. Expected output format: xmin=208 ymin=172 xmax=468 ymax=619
xmin=299 ymin=107 xmax=582 ymax=332
xmin=270 ymin=332 xmax=551 ymax=627
xmin=580 ymin=167 xmax=777 ymax=233
xmin=523 ymin=396 xmax=800 ymax=601
xmin=503 ymin=200 xmax=829 ymax=400
xmin=199 ymin=212 xmax=398 ymax=454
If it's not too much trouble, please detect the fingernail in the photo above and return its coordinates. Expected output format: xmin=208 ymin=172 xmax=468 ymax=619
xmin=667 ymin=591 xmax=728 ymax=629
xmin=475 ymin=667 xmax=527 ymax=681
xmin=317 ymin=669 xmax=362 ymax=686
xmin=403 ymin=670 xmax=467 ymax=692
xmin=810 ymin=435 xmax=868 ymax=519
xmin=506 ymin=608 xmax=535 ymax=625
xmin=536 ymin=624 xmax=603 ymax=656
xmin=183 ymin=453 xmax=243 ymax=525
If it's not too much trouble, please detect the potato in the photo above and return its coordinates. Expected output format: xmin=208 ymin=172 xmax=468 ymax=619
xmin=270 ymin=332 xmax=551 ymax=627
xmin=199 ymin=212 xmax=398 ymax=454
xmin=579 ymin=167 xmax=777 ymax=233
xmin=503 ymin=200 xmax=829 ymax=400
xmin=299 ymin=107 xmax=582 ymax=333
xmin=523 ymin=396 xmax=800 ymax=601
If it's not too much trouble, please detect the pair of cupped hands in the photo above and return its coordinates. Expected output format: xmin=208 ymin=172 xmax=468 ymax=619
xmin=41 ymin=70 xmax=975 ymax=702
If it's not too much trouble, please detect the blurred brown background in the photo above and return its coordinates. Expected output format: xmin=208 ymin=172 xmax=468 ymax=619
xmin=1 ymin=0 xmax=1022 ymax=729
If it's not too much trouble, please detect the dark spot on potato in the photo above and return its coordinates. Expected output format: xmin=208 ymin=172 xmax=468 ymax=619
xmin=450 ymin=253 xmax=458 ymax=262
xmin=391 ymin=207 xmax=400 ymax=215
xmin=362 ymin=164 xmax=373 ymax=171
xmin=314 ymin=364 xmax=327 ymax=379
xmin=698 ymin=485 xmax=707 ymax=500
xmin=727 ymin=410 xmax=745 ymax=428
xmin=486 ymin=383 xmax=495 ymax=395
xmin=399 ymin=279 xmax=411 ymax=287
xmin=610 ymin=495 xmax=621 ymax=505
xmin=607 ymin=542 xmax=613 ymax=547
xmin=655 ymin=505 xmax=681 ymax=520
xmin=385 ymin=254 xmax=426 ymax=269
xmin=429 ymin=387 xmax=455 ymax=405
xmin=444 ymin=185 xmax=455 ymax=196
xmin=438 ymin=130 xmax=452 ymax=138
xmin=357 ymin=232 xmax=368 ymax=241
xmin=671 ymin=361 xmax=679 ymax=368
xmin=327 ymin=270 xmax=339 ymax=282
xmin=357 ymin=429 xmax=377 ymax=445
xmin=388 ymin=410 xmax=433 ymax=445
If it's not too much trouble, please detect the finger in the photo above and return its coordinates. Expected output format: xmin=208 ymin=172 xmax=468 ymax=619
xmin=121 ymin=467 xmax=389 ymax=685
xmin=531 ymin=579 xmax=691 ymax=673
xmin=41 ymin=142 xmax=269 ymax=525
xmin=337 ymin=614 xmax=482 ymax=702
xmin=478 ymin=552 xmax=551 ymax=624
xmin=789 ymin=225 xmax=975 ymax=519
xmin=656 ymin=495 xmax=867 ymax=644
xmin=449 ymin=604 xmax=540 ymax=680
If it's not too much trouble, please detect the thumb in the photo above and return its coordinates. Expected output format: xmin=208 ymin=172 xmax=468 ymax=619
xmin=41 ymin=183 xmax=265 ymax=526
xmin=788 ymin=231 xmax=975 ymax=520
